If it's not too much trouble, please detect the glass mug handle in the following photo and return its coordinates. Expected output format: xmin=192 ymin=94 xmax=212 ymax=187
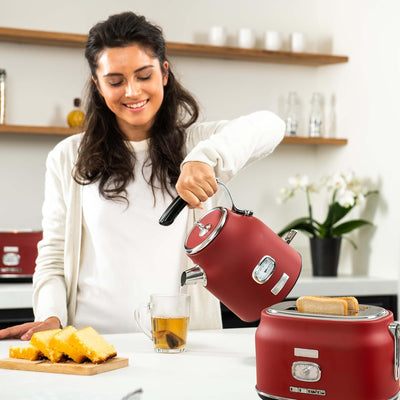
xmin=134 ymin=303 xmax=152 ymax=340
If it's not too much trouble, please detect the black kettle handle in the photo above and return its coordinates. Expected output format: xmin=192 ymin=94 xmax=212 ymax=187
xmin=159 ymin=196 xmax=188 ymax=226
xmin=159 ymin=179 xmax=253 ymax=226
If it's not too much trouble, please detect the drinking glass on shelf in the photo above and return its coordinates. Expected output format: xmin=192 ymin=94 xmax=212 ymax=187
xmin=309 ymin=92 xmax=324 ymax=137
xmin=284 ymin=91 xmax=300 ymax=136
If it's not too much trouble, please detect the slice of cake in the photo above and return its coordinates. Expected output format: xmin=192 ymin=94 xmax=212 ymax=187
xmin=9 ymin=344 xmax=42 ymax=361
xmin=49 ymin=326 xmax=87 ymax=363
xmin=30 ymin=329 xmax=64 ymax=363
xmin=68 ymin=326 xmax=117 ymax=364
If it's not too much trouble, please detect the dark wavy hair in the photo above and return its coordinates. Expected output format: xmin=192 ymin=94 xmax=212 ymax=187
xmin=73 ymin=11 xmax=199 ymax=201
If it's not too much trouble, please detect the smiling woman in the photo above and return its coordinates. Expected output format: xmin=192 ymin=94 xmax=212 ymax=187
xmin=94 ymin=45 xmax=168 ymax=141
xmin=0 ymin=11 xmax=285 ymax=340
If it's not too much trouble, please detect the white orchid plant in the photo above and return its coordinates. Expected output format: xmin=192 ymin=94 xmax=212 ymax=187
xmin=277 ymin=171 xmax=378 ymax=248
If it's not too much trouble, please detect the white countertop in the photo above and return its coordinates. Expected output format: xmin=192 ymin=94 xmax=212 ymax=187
xmin=0 ymin=328 xmax=257 ymax=400
xmin=0 ymin=275 xmax=397 ymax=310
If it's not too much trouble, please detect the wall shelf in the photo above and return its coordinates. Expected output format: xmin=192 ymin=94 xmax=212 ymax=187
xmin=0 ymin=27 xmax=348 ymax=143
xmin=0 ymin=124 xmax=348 ymax=145
xmin=0 ymin=27 xmax=349 ymax=66
xmin=0 ymin=124 xmax=80 ymax=136
xmin=282 ymin=136 xmax=348 ymax=145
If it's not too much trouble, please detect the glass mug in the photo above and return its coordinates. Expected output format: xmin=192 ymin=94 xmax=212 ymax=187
xmin=134 ymin=294 xmax=190 ymax=353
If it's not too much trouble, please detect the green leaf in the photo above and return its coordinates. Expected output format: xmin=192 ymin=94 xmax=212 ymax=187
xmin=331 ymin=219 xmax=372 ymax=236
xmin=322 ymin=202 xmax=353 ymax=228
xmin=277 ymin=217 xmax=319 ymax=237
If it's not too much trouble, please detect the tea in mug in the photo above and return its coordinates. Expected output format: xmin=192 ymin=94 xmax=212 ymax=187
xmin=151 ymin=316 xmax=188 ymax=352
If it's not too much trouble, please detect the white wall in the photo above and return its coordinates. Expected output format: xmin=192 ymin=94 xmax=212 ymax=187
xmin=0 ymin=0 xmax=399 ymax=279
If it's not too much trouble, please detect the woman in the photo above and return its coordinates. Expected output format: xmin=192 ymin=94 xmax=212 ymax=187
xmin=0 ymin=12 xmax=284 ymax=340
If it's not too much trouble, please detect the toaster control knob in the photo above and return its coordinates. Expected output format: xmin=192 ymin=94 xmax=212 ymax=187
xmin=292 ymin=361 xmax=321 ymax=382
xmin=2 ymin=252 xmax=20 ymax=267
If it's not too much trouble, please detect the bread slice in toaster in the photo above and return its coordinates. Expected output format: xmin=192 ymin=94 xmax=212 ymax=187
xmin=336 ymin=296 xmax=359 ymax=313
xmin=296 ymin=295 xmax=350 ymax=315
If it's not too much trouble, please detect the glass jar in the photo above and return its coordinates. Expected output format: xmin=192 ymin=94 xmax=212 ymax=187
xmin=0 ymin=69 xmax=6 ymax=124
xmin=284 ymin=91 xmax=299 ymax=136
xmin=309 ymin=92 xmax=324 ymax=137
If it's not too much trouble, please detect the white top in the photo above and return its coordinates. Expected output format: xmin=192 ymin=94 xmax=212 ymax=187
xmin=32 ymin=110 xmax=285 ymax=331
xmin=75 ymin=140 xmax=188 ymax=333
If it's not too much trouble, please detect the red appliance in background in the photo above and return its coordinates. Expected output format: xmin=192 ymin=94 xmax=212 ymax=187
xmin=255 ymin=301 xmax=400 ymax=400
xmin=0 ymin=230 xmax=42 ymax=280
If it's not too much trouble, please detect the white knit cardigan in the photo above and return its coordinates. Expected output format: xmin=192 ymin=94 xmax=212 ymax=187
xmin=33 ymin=111 xmax=285 ymax=330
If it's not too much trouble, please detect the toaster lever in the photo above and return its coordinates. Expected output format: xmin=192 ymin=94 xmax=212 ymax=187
xmin=389 ymin=322 xmax=400 ymax=381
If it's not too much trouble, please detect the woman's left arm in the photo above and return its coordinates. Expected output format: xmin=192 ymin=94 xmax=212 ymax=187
xmin=177 ymin=110 xmax=285 ymax=206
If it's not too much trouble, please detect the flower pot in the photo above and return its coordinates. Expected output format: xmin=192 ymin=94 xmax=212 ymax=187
xmin=310 ymin=237 xmax=342 ymax=277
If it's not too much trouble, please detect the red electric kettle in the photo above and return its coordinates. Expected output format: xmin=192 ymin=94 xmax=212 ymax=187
xmin=159 ymin=180 xmax=302 ymax=322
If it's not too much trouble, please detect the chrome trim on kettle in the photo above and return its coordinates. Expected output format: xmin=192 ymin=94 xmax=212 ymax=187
xmin=252 ymin=255 xmax=276 ymax=284
xmin=184 ymin=207 xmax=227 ymax=255
xmin=389 ymin=322 xmax=400 ymax=381
xmin=180 ymin=265 xmax=207 ymax=287
xmin=271 ymin=273 xmax=289 ymax=295
xmin=284 ymin=229 xmax=297 ymax=244
xmin=216 ymin=179 xmax=253 ymax=216
xmin=195 ymin=222 xmax=212 ymax=237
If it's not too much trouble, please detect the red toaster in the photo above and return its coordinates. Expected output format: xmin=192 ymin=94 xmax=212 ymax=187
xmin=255 ymin=301 xmax=400 ymax=400
xmin=0 ymin=230 xmax=42 ymax=279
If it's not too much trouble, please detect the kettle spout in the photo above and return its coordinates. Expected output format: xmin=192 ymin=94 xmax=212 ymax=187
xmin=181 ymin=265 xmax=207 ymax=287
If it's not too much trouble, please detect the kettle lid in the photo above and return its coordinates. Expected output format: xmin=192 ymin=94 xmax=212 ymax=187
xmin=184 ymin=207 xmax=227 ymax=255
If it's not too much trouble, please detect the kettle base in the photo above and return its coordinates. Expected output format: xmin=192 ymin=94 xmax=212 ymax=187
xmin=256 ymin=387 xmax=399 ymax=400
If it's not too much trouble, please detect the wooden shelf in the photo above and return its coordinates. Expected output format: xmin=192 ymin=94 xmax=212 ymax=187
xmin=0 ymin=27 xmax=348 ymax=143
xmin=282 ymin=136 xmax=348 ymax=145
xmin=0 ymin=125 xmax=347 ymax=145
xmin=167 ymin=43 xmax=348 ymax=66
xmin=0 ymin=124 xmax=81 ymax=136
xmin=0 ymin=27 xmax=348 ymax=66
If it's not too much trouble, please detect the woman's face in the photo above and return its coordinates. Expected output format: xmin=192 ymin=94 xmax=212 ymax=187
xmin=94 ymin=44 xmax=168 ymax=141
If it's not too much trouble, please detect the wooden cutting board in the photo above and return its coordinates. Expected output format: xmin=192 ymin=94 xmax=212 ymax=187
xmin=0 ymin=356 xmax=129 ymax=375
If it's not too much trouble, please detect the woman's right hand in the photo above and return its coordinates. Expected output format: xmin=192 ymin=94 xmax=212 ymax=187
xmin=0 ymin=316 xmax=61 ymax=341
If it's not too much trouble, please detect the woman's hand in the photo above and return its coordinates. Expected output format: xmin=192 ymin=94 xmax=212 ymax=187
xmin=176 ymin=161 xmax=218 ymax=209
xmin=0 ymin=316 xmax=61 ymax=341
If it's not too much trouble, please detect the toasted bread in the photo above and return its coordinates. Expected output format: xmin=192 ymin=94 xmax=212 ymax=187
xmin=30 ymin=329 xmax=63 ymax=362
xmin=296 ymin=295 xmax=349 ymax=316
xmin=337 ymin=296 xmax=359 ymax=313
xmin=68 ymin=326 xmax=117 ymax=364
xmin=49 ymin=326 xmax=87 ymax=363
xmin=311 ymin=296 xmax=359 ymax=314
xmin=9 ymin=344 xmax=42 ymax=361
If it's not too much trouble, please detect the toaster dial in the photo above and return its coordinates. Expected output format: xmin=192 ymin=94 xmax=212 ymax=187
xmin=292 ymin=361 xmax=321 ymax=382
xmin=2 ymin=251 xmax=21 ymax=266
